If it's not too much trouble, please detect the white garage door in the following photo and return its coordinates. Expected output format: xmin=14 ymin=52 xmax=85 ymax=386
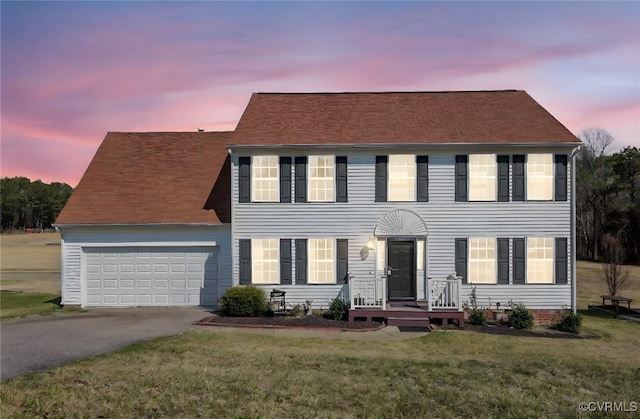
xmin=84 ymin=247 xmax=218 ymax=307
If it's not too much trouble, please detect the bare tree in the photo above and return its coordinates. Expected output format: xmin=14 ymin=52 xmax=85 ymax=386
xmin=601 ymin=234 xmax=630 ymax=296
xmin=579 ymin=127 xmax=614 ymax=158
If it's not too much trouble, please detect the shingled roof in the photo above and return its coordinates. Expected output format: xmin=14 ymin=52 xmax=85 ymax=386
xmin=234 ymin=90 xmax=579 ymax=146
xmin=55 ymin=131 xmax=231 ymax=225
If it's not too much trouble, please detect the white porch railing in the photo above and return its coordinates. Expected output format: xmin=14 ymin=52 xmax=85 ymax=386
xmin=349 ymin=277 xmax=387 ymax=309
xmin=428 ymin=276 xmax=463 ymax=311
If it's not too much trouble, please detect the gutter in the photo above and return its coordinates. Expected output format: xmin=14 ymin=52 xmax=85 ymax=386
xmin=226 ymin=142 xmax=583 ymax=152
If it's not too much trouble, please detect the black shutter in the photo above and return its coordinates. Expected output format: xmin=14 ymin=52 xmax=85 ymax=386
xmin=555 ymin=237 xmax=568 ymax=284
xmin=455 ymin=238 xmax=468 ymax=284
xmin=455 ymin=155 xmax=468 ymax=202
xmin=497 ymin=238 xmax=510 ymax=284
xmin=497 ymin=155 xmax=510 ymax=202
xmin=336 ymin=156 xmax=348 ymax=203
xmin=513 ymin=238 xmax=525 ymax=284
xmin=238 ymin=157 xmax=251 ymax=203
xmin=375 ymin=156 xmax=388 ymax=202
xmin=417 ymin=155 xmax=429 ymax=202
xmin=294 ymin=157 xmax=307 ymax=203
xmin=554 ymin=154 xmax=568 ymax=202
xmin=280 ymin=239 xmax=292 ymax=285
xmin=337 ymin=239 xmax=348 ymax=284
xmin=295 ymin=239 xmax=307 ymax=285
xmin=280 ymin=157 xmax=291 ymax=203
xmin=512 ymin=155 xmax=525 ymax=201
xmin=239 ymin=239 xmax=251 ymax=285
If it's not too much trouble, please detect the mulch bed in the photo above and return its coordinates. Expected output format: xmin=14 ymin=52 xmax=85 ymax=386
xmin=195 ymin=314 xmax=384 ymax=331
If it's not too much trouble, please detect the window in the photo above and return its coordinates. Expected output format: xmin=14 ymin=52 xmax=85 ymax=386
xmin=252 ymin=156 xmax=279 ymax=202
xmin=308 ymin=156 xmax=334 ymax=202
xmin=527 ymin=237 xmax=553 ymax=283
xmin=376 ymin=239 xmax=386 ymax=271
xmin=469 ymin=154 xmax=496 ymax=201
xmin=527 ymin=154 xmax=553 ymax=200
xmin=469 ymin=238 xmax=496 ymax=284
xmin=388 ymin=155 xmax=416 ymax=201
xmin=417 ymin=239 xmax=425 ymax=270
xmin=309 ymin=238 xmax=335 ymax=284
xmin=251 ymin=238 xmax=279 ymax=284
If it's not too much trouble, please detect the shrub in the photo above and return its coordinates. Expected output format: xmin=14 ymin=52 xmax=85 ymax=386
xmin=507 ymin=303 xmax=534 ymax=329
xmin=469 ymin=309 xmax=488 ymax=326
xmin=550 ymin=309 xmax=582 ymax=334
xmin=326 ymin=298 xmax=347 ymax=321
xmin=288 ymin=304 xmax=304 ymax=318
xmin=220 ymin=286 xmax=266 ymax=317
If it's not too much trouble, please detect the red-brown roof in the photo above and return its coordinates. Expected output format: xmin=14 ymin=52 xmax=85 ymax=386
xmin=55 ymin=132 xmax=231 ymax=225
xmin=234 ymin=90 xmax=579 ymax=145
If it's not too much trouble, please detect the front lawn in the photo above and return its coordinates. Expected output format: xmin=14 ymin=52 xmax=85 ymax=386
xmin=0 ymin=291 xmax=62 ymax=321
xmin=1 ymin=313 xmax=638 ymax=417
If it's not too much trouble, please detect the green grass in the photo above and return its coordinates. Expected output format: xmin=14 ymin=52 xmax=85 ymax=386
xmin=1 ymin=313 xmax=638 ymax=418
xmin=0 ymin=291 xmax=63 ymax=321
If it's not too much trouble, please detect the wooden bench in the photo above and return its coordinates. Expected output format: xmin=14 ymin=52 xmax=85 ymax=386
xmin=601 ymin=295 xmax=633 ymax=314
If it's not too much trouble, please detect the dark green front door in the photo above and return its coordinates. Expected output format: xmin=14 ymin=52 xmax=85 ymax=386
xmin=387 ymin=240 xmax=415 ymax=300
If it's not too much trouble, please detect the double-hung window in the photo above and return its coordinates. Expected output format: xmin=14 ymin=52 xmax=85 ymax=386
xmin=251 ymin=238 xmax=279 ymax=284
xmin=527 ymin=154 xmax=553 ymax=200
xmin=469 ymin=154 xmax=496 ymax=201
xmin=469 ymin=238 xmax=496 ymax=284
xmin=251 ymin=156 xmax=279 ymax=202
xmin=527 ymin=237 xmax=554 ymax=283
xmin=388 ymin=155 xmax=416 ymax=201
xmin=309 ymin=238 xmax=335 ymax=284
xmin=308 ymin=156 xmax=335 ymax=202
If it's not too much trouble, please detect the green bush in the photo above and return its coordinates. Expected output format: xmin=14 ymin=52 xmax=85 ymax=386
xmin=550 ymin=309 xmax=582 ymax=334
xmin=469 ymin=309 xmax=488 ymax=326
xmin=220 ymin=286 xmax=266 ymax=317
xmin=326 ymin=298 xmax=347 ymax=320
xmin=508 ymin=303 xmax=534 ymax=329
xmin=288 ymin=304 xmax=304 ymax=318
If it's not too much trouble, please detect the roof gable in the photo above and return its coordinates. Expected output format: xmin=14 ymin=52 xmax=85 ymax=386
xmin=233 ymin=90 xmax=578 ymax=146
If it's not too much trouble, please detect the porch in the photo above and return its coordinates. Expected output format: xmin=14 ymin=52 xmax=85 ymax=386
xmin=348 ymin=276 xmax=465 ymax=327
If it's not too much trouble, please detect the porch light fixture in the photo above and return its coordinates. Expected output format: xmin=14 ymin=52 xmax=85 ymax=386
xmin=366 ymin=238 xmax=375 ymax=250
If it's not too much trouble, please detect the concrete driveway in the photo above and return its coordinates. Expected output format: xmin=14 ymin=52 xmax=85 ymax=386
xmin=0 ymin=308 xmax=210 ymax=381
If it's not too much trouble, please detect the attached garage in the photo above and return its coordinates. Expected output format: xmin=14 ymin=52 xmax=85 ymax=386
xmin=83 ymin=247 xmax=219 ymax=307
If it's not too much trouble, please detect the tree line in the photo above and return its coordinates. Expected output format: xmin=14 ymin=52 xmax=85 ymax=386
xmin=576 ymin=128 xmax=639 ymax=265
xmin=1 ymin=177 xmax=73 ymax=232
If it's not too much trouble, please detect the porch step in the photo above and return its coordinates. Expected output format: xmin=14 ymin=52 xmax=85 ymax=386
xmin=386 ymin=317 xmax=430 ymax=327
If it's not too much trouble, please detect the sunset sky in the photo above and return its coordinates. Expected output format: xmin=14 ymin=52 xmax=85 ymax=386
xmin=1 ymin=1 xmax=638 ymax=187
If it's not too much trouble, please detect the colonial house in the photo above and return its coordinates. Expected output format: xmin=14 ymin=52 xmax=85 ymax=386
xmin=55 ymin=90 xmax=581 ymax=323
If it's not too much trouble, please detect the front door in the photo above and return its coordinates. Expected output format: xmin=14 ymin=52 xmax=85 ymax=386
xmin=387 ymin=240 xmax=415 ymax=300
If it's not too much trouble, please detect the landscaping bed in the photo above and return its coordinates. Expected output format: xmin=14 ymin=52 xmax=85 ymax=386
xmin=195 ymin=313 xmax=384 ymax=330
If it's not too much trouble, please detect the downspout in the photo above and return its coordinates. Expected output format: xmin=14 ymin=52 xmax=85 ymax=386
xmin=570 ymin=146 xmax=581 ymax=314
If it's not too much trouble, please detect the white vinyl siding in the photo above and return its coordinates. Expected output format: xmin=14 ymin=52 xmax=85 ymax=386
xmin=309 ymin=238 xmax=335 ymax=284
xmin=527 ymin=154 xmax=553 ymax=201
xmin=469 ymin=238 xmax=496 ymax=284
xmin=252 ymin=156 xmax=279 ymax=202
xmin=308 ymin=156 xmax=335 ymax=202
xmin=388 ymin=155 xmax=416 ymax=201
xmin=251 ymin=238 xmax=279 ymax=284
xmin=469 ymin=154 xmax=496 ymax=201
xmin=527 ymin=237 xmax=554 ymax=283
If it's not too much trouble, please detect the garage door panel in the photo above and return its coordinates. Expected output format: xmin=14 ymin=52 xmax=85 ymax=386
xmin=84 ymin=246 xmax=218 ymax=307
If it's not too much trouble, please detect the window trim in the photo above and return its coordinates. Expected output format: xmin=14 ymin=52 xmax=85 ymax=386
xmin=388 ymin=154 xmax=417 ymax=202
xmin=308 ymin=238 xmax=336 ymax=284
xmin=468 ymin=237 xmax=497 ymax=284
xmin=251 ymin=156 xmax=280 ymax=202
xmin=307 ymin=155 xmax=336 ymax=203
xmin=251 ymin=238 xmax=280 ymax=285
xmin=468 ymin=154 xmax=497 ymax=202
xmin=525 ymin=236 xmax=555 ymax=284
xmin=526 ymin=153 xmax=554 ymax=201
